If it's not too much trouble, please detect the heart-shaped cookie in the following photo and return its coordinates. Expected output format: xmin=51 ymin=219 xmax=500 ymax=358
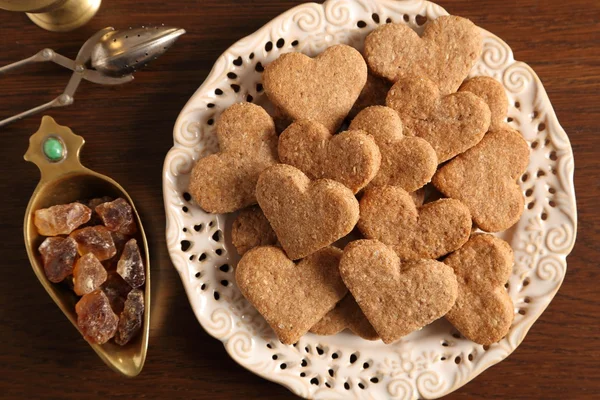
xmin=349 ymin=106 xmax=438 ymax=191
xmin=358 ymin=185 xmax=471 ymax=260
xmin=459 ymin=76 xmax=508 ymax=131
xmin=236 ymin=246 xmax=347 ymax=345
xmin=278 ymin=120 xmax=381 ymax=193
xmin=256 ymin=164 xmax=359 ymax=260
xmin=263 ymin=44 xmax=367 ymax=132
xmin=189 ymin=102 xmax=278 ymax=213
xmin=231 ymin=206 xmax=277 ymax=256
xmin=348 ymin=73 xmax=391 ymax=119
xmin=364 ymin=16 xmax=482 ymax=94
xmin=310 ymin=294 xmax=379 ymax=341
xmin=386 ymin=75 xmax=491 ymax=163
xmin=339 ymin=239 xmax=458 ymax=343
xmin=432 ymin=125 xmax=529 ymax=232
xmin=444 ymin=234 xmax=514 ymax=345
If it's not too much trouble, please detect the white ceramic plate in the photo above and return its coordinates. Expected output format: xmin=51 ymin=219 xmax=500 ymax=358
xmin=162 ymin=1 xmax=577 ymax=398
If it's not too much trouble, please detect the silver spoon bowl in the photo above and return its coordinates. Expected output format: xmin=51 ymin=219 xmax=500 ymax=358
xmin=92 ymin=26 xmax=186 ymax=77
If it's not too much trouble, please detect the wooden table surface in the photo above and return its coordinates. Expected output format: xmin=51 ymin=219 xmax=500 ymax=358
xmin=0 ymin=0 xmax=598 ymax=399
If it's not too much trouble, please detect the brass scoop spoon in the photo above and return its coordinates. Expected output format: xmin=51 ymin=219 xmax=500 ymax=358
xmin=23 ymin=116 xmax=150 ymax=377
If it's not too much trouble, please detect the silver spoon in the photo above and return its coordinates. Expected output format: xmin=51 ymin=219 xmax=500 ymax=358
xmin=0 ymin=25 xmax=185 ymax=127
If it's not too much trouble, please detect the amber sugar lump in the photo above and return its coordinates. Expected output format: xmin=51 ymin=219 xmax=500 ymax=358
xmin=38 ymin=236 xmax=78 ymax=283
xmin=73 ymin=253 xmax=108 ymax=296
xmin=115 ymin=289 xmax=144 ymax=346
xmin=70 ymin=225 xmax=117 ymax=261
xmin=34 ymin=202 xmax=91 ymax=236
xmin=75 ymin=290 xmax=119 ymax=345
xmin=95 ymin=198 xmax=138 ymax=236
xmin=117 ymin=239 xmax=145 ymax=288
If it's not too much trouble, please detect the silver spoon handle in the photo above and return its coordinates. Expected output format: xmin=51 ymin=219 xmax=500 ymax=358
xmin=0 ymin=50 xmax=50 ymax=75
xmin=0 ymin=55 xmax=38 ymax=74
xmin=0 ymin=49 xmax=79 ymax=74
xmin=0 ymin=95 xmax=72 ymax=128
xmin=0 ymin=49 xmax=79 ymax=128
xmin=0 ymin=48 xmax=132 ymax=128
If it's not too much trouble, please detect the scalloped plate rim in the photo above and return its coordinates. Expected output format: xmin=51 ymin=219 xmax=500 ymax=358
xmin=162 ymin=0 xmax=577 ymax=398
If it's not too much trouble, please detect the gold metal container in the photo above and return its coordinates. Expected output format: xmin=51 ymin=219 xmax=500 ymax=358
xmin=23 ymin=116 xmax=150 ymax=377
xmin=0 ymin=0 xmax=101 ymax=32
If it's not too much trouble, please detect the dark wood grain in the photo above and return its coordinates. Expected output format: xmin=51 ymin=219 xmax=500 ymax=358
xmin=0 ymin=1 xmax=598 ymax=399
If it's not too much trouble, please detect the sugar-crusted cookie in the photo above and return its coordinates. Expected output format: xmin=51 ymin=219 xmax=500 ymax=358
xmin=444 ymin=234 xmax=514 ymax=345
xmin=348 ymin=73 xmax=391 ymax=119
xmin=256 ymin=164 xmax=359 ymax=260
xmin=339 ymin=239 xmax=458 ymax=344
xmin=263 ymin=44 xmax=367 ymax=132
xmin=364 ymin=16 xmax=482 ymax=94
xmin=278 ymin=120 xmax=381 ymax=193
xmin=231 ymin=206 xmax=277 ymax=255
xmin=459 ymin=76 xmax=508 ymax=131
xmin=189 ymin=103 xmax=277 ymax=213
xmin=310 ymin=294 xmax=379 ymax=341
xmin=432 ymin=125 xmax=529 ymax=232
xmin=358 ymin=185 xmax=471 ymax=260
xmin=349 ymin=106 xmax=438 ymax=191
xmin=386 ymin=75 xmax=491 ymax=163
xmin=236 ymin=246 xmax=347 ymax=344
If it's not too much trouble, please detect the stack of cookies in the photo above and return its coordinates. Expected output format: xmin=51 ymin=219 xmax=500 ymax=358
xmin=188 ymin=15 xmax=530 ymax=346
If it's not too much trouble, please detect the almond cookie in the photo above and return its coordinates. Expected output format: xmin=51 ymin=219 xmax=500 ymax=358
xmin=310 ymin=294 xmax=379 ymax=341
xmin=358 ymin=185 xmax=471 ymax=260
xmin=236 ymin=246 xmax=347 ymax=345
xmin=256 ymin=164 xmax=359 ymax=260
xmin=386 ymin=75 xmax=491 ymax=162
xmin=349 ymin=106 xmax=438 ymax=191
xmin=231 ymin=206 xmax=277 ymax=255
xmin=459 ymin=76 xmax=508 ymax=131
xmin=339 ymin=239 xmax=458 ymax=344
xmin=444 ymin=234 xmax=514 ymax=345
xmin=189 ymin=103 xmax=277 ymax=213
xmin=278 ymin=120 xmax=381 ymax=193
xmin=348 ymin=73 xmax=392 ymax=119
xmin=432 ymin=125 xmax=530 ymax=232
xmin=364 ymin=16 xmax=482 ymax=94
xmin=263 ymin=44 xmax=367 ymax=132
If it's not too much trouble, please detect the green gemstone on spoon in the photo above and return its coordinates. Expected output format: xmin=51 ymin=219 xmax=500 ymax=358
xmin=43 ymin=137 xmax=64 ymax=162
